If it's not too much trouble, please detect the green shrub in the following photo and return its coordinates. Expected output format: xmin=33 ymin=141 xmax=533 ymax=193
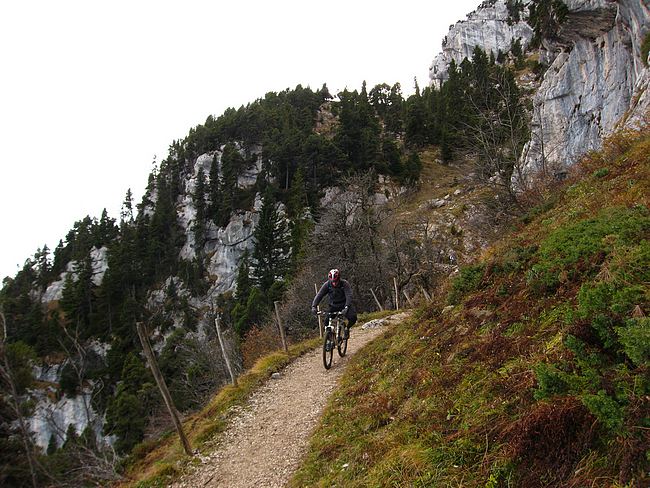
xmin=581 ymin=390 xmax=624 ymax=431
xmin=617 ymin=318 xmax=650 ymax=367
xmin=527 ymin=207 xmax=650 ymax=294
xmin=496 ymin=245 xmax=538 ymax=274
xmin=448 ymin=264 xmax=487 ymax=304
xmin=642 ymin=31 xmax=650 ymax=67
xmin=592 ymin=168 xmax=609 ymax=178
xmin=533 ymin=363 xmax=569 ymax=399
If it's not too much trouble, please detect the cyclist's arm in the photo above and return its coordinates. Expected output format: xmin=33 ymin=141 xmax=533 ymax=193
xmin=312 ymin=282 xmax=328 ymax=308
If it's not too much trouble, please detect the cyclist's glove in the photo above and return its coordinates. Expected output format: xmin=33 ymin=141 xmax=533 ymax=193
xmin=311 ymin=306 xmax=317 ymax=315
xmin=342 ymin=306 xmax=349 ymax=315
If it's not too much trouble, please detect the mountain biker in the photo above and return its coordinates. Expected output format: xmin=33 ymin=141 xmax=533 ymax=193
xmin=311 ymin=268 xmax=357 ymax=339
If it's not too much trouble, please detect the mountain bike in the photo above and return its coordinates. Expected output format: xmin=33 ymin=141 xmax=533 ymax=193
xmin=319 ymin=310 xmax=348 ymax=369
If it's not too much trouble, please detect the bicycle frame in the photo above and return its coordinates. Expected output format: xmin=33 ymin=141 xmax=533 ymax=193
xmin=318 ymin=310 xmax=348 ymax=369
xmin=323 ymin=310 xmax=344 ymax=338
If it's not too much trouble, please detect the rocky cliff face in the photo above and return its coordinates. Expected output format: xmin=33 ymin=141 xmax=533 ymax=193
xmin=429 ymin=0 xmax=534 ymax=88
xmin=177 ymin=145 xmax=262 ymax=295
xmin=523 ymin=0 xmax=649 ymax=176
xmin=40 ymin=246 xmax=109 ymax=304
xmin=28 ymin=144 xmax=265 ymax=449
xmin=429 ymin=0 xmax=649 ymax=178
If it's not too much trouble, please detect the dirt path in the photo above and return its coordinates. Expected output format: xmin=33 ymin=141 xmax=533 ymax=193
xmin=170 ymin=312 xmax=409 ymax=488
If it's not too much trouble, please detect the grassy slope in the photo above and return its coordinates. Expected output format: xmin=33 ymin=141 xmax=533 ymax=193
xmin=291 ymin=128 xmax=650 ymax=487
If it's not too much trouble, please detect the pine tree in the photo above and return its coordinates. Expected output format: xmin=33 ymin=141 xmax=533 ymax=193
xmin=208 ymin=153 xmax=221 ymax=225
xmin=405 ymin=78 xmax=428 ymax=148
xmin=60 ymin=252 xmax=95 ymax=337
xmin=120 ymin=189 xmax=134 ymax=224
xmin=218 ymin=144 xmax=244 ymax=226
xmin=52 ymin=239 xmax=68 ymax=276
xmin=63 ymin=424 xmax=78 ymax=449
xmin=386 ymin=83 xmax=405 ymax=135
xmin=286 ymin=168 xmax=312 ymax=272
xmin=234 ymin=249 xmax=252 ymax=306
xmin=97 ymin=208 xmax=118 ymax=246
xmin=193 ymin=168 xmax=207 ymax=256
xmin=104 ymin=352 xmax=148 ymax=453
xmin=46 ymin=434 xmax=58 ymax=455
xmin=335 ymin=85 xmax=380 ymax=172
xmin=252 ymin=186 xmax=290 ymax=292
xmin=35 ymin=244 xmax=51 ymax=290
xmin=403 ymin=152 xmax=423 ymax=185
xmin=147 ymin=173 xmax=181 ymax=279
xmin=382 ymin=139 xmax=404 ymax=177
xmin=233 ymin=287 xmax=267 ymax=337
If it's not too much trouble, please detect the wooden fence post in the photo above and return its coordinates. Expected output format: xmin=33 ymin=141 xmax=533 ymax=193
xmin=314 ymin=284 xmax=323 ymax=338
xmin=273 ymin=301 xmax=289 ymax=353
xmin=420 ymin=286 xmax=432 ymax=302
xmin=136 ymin=322 xmax=193 ymax=456
xmin=403 ymin=290 xmax=414 ymax=307
xmin=370 ymin=288 xmax=384 ymax=311
xmin=393 ymin=277 xmax=400 ymax=310
xmin=214 ymin=316 xmax=237 ymax=387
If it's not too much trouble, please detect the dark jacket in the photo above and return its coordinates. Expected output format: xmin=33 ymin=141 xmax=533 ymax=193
xmin=312 ymin=279 xmax=352 ymax=309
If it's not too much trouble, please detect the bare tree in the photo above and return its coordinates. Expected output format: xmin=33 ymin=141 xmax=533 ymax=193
xmin=386 ymin=213 xmax=460 ymax=302
xmin=0 ymin=309 xmax=44 ymax=487
xmin=463 ymin=67 xmax=530 ymax=204
xmin=309 ymin=170 xmax=393 ymax=309
xmin=58 ymin=320 xmax=104 ymax=435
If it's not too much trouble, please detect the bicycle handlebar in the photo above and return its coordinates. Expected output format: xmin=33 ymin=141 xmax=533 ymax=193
xmin=316 ymin=310 xmax=345 ymax=317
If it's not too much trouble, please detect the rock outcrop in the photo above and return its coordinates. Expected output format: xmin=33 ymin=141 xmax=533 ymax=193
xmin=40 ymin=246 xmax=109 ymax=303
xmin=428 ymin=0 xmax=649 ymax=179
xmin=523 ymin=0 xmax=649 ymax=176
xmin=429 ymin=0 xmax=534 ymax=88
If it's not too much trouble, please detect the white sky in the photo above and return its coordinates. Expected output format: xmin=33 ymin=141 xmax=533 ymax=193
xmin=0 ymin=0 xmax=479 ymax=281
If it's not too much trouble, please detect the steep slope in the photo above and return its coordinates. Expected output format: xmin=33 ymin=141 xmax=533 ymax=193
xmin=291 ymin=127 xmax=649 ymax=487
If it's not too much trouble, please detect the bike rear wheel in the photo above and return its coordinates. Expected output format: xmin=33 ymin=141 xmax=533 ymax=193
xmin=323 ymin=329 xmax=334 ymax=369
xmin=337 ymin=325 xmax=348 ymax=357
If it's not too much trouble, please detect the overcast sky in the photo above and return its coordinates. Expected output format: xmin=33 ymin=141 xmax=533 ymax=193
xmin=0 ymin=0 xmax=479 ymax=281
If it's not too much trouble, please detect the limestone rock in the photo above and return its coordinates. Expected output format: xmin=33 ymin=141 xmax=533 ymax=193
xmin=429 ymin=0 xmax=534 ymax=88
xmin=522 ymin=0 xmax=649 ymax=176
xmin=428 ymin=0 xmax=649 ymax=182
xmin=40 ymin=246 xmax=108 ymax=303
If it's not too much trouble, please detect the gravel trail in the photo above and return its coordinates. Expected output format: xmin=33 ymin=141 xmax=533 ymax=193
xmin=170 ymin=312 xmax=408 ymax=488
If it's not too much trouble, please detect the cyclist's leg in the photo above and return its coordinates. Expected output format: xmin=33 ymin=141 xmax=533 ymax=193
xmin=343 ymin=305 xmax=356 ymax=338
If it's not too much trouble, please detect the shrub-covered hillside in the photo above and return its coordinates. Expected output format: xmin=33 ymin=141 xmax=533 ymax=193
xmin=291 ymin=127 xmax=650 ymax=487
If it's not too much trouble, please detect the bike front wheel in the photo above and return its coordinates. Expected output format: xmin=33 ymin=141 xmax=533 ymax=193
xmin=323 ymin=329 xmax=334 ymax=369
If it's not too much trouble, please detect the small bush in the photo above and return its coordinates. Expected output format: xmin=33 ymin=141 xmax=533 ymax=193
xmin=592 ymin=168 xmax=609 ymax=178
xmin=447 ymin=264 xmax=487 ymax=304
xmin=533 ymin=363 xmax=569 ymax=399
xmin=496 ymin=245 xmax=538 ymax=274
xmin=617 ymin=318 xmax=650 ymax=367
xmin=240 ymin=324 xmax=284 ymax=369
xmin=581 ymin=390 xmax=624 ymax=432
xmin=506 ymin=396 xmax=596 ymax=486
xmin=527 ymin=206 xmax=650 ymax=294
xmin=642 ymin=31 xmax=650 ymax=67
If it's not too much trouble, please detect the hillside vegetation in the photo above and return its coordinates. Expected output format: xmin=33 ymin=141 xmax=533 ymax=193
xmin=290 ymin=127 xmax=650 ymax=487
